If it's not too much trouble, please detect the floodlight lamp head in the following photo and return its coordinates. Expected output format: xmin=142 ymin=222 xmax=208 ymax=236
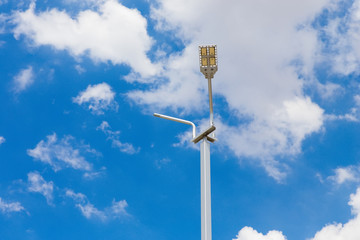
xmin=199 ymin=45 xmax=218 ymax=79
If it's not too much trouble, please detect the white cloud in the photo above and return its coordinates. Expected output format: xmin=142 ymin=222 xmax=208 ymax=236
xmin=9 ymin=0 xmax=332 ymax=180
xmin=127 ymin=0 xmax=330 ymax=180
xmin=154 ymin=158 xmax=171 ymax=169
xmin=83 ymin=166 xmax=106 ymax=180
xmin=319 ymin=1 xmax=360 ymax=76
xmin=127 ymin=46 xmax=208 ymax=113
xmin=65 ymin=189 xmax=87 ymax=202
xmin=63 ymin=0 xmax=105 ymax=7
xmin=97 ymin=121 xmax=139 ymax=154
xmin=324 ymin=90 xmax=360 ymax=122
xmin=0 ymin=13 xmax=7 ymax=33
xmin=109 ymin=199 xmax=128 ymax=219
xmin=233 ymin=226 xmax=287 ymax=240
xmin=176 ymin=97 xmax=323 ymax=181
xmin=12 ymin=0 xmax=160 ymax=77
xmin=27 ymin=172 xmax=54 ymax=204
xmin=0 ymin=136 xmax=5 ymax=145
xmin=12 ymin=66 xmax=34 ymax=93
xmin=75 ymin=65 xmax=86 ymax=74
xmin=0 ymin=197 xmax=25 ymax=214
xmin=234 ymin=188 xmax=360 ymax=240
xmin=325 ymin=111 xmax=359 ymax=122
xmin=66 ymin=189 xmax=128 ymax=221
xmin=310 ymin=187 xmax=360 ymax=240
xmin=27 ymin=133 xmax=94 ymax=172
xmin=73 ymin=83 xmax=117 ymax=115
xmin=354 ymin=95 xmax=360 ymax=106
xmin=77 ymin=202 xmax=107 ymax=220
xmin=65 ymin=189 xmax=106 ymax=220
xmin=328 ymin=166 xmax=359 ymax=185
xmin=316 ymin=82 xmax=343 ymax=100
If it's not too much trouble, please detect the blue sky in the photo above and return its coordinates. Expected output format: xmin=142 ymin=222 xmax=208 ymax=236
xmin=2 ymin=0 xmax=360 ymax=239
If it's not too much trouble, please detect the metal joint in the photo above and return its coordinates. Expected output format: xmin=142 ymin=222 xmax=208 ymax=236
xmin=192 ymin=125 xmax=216 ymax=144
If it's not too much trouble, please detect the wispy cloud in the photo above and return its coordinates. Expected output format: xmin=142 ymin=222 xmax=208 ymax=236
xmin=97 ymin=121 xmax=139 ymax=154
xmin=27 ymin=133 xmax=96 ymax=172
xmin=0 ymin=197 xmax=25 ymax=214
xmin=75 ymin=65 xmax=85 ymax=74
xmin=108 ymin=199 xmax=128 ymax=219
xmin=82 ymin=166 xmax=106 ymax=180
xmin=66 ymin=189 xmax=106 ymax=220
xmin=65 ymin=189 xmax=129 ymax=221
xmin=12 ymin=0 xmax=160 ymax=77
xmin=12 ymin=66 xmax=34 ymax=93
xmin=27 ymin=172 xmax=54 ymax=205
xmin=0 ymin=136 xmax=5 ymax=145
xmin=325 ymin=94 xmax=360 ymax=123
xmin=154 ymin=158 xmax=171 ymax=169
xmin=0 ymin=13 xmax=7 ymax=33
xmin=73 ymin=83 xmax=118 ymax=115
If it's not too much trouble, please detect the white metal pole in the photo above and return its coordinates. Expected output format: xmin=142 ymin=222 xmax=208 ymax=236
xmin=200 ymin=138 xmax=212 ymax=240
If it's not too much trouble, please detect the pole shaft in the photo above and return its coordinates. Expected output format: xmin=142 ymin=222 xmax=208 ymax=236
xmin=200 ymin=139 xmax=212 ymax=240
xmin=207 ymin=78 xmax=214 ymax=126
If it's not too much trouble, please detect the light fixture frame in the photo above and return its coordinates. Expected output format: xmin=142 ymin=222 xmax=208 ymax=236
xmin=199 ymin=45 xmax=218 ymax=79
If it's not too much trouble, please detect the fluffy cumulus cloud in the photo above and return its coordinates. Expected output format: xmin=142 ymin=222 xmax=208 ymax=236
xmin=73 ymin=83 xmax=117 ymax=115
xmin=233 ymin=226 xmax=287 ymax=240
xmin=66 ymin=189 xmax=128 ymax=221
xmin=217 ymin=97 xmax=323 ymax=180
xmin=0 ymin=197 xmax=25 ymax=214
xmin=27 ymin=133 xmax=95 ymax=172
xmin=27 ymin=172 xmax=54 ymax=204
xmin=0 ymin=136 xmax=5 ymax=145
xmin=310 ymin=187 xmax=360 ymax=240
xmin=12 ymin=66 xmax=34 ymax=93
xmin=97 ymin=121 xmax=139 ymax=154
xmin=11 ymin=0 xmax=159 ymax=77
xmin=234 ymin=187 xmax=360 ymax=240
xmin=126 ymin=0 xmax=331 ymax=180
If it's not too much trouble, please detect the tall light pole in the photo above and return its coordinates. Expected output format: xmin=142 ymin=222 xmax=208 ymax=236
xmin=154 ymin=45 xmax=218 ymax=240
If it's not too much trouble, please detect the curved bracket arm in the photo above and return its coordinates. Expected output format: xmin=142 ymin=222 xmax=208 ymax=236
xmin=153 ymin=113 xmax=196 ymax=138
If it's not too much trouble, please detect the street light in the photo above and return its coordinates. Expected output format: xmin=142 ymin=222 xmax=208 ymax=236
xmin=154 ymin=45 xmax=218 ymax=240
xmin=199 ymin=45 xmax=217 ymax=127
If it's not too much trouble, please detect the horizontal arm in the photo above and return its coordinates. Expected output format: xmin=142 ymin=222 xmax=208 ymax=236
xmin=153 ymin=113 xmax=196 ymax=138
